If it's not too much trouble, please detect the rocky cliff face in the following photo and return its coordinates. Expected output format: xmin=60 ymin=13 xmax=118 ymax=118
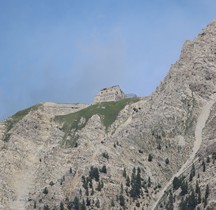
xmin=1 ymin=20 xmax=216 ymax=210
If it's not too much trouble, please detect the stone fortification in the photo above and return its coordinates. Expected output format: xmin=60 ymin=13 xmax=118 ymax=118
xmin=94 ymin=85 xmax=125 ymax=103
xmin=42 ymin=102 xmax=89 ymax=116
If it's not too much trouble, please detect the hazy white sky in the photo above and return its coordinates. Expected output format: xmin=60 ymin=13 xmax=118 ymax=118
xmin=0 ymin=0 xmax=216 ymax=119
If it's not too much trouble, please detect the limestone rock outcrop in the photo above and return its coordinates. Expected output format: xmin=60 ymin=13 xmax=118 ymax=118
xmin=0 ymin=20 xmax=216 ymax=210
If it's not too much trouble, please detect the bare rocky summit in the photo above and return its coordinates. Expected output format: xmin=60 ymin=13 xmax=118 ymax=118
xmin=1 ymin=20 xmax=216 ymax=210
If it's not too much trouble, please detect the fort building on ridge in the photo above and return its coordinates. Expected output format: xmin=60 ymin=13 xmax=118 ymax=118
xmin=94 ymin=85 xmax=126 ymax=103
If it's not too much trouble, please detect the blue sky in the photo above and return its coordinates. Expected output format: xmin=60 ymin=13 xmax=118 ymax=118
xmin=0 ymin=0 xmax=216 ymax=119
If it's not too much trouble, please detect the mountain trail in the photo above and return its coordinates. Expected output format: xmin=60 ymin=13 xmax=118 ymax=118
xmin=152 ymin=94 xmax=216 ymax=210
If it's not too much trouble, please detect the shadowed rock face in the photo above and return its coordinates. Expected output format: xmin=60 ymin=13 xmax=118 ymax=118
xmin=0 ymin=20 xmax=216 ymax=210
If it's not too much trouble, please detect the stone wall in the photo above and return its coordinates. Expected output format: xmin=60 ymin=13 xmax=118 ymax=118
xmin=42 ymin=102 xmax=89 ymax=116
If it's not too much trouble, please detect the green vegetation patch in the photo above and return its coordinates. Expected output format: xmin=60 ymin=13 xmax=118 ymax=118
xmin=55 ymin=98 xmax=140 ymax=146
xmin=3 ymin=104 xmax=41 ymax=142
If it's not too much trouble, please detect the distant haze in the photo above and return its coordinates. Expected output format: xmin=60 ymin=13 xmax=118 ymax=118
xmin=0 ymin=0 xmax=216 ymax=120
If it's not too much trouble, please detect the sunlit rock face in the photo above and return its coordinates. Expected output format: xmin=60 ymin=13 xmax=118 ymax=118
xmin=0 ymin=20 xmax=216 ymax=210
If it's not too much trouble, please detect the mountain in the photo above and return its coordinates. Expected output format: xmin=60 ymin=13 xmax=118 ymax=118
xmin=1 ymin=20 xmax=216 ymax=210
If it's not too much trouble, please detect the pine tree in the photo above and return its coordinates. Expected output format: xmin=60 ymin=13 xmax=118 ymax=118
xmin=80 ymin=200 xmax=86 ymax=210
xmin=126 ymin=175 xmax=130 ymax=187
xmin=73 ymin=197 xmax=80 ymax=210
xmin=179 ymin=197 xmax=186 ymax=210
xmin=130 ymin=167 xmax=136 ymax=197
xmin=212 ymin=152 xmax=216 ymax=160
xmin=89 ymin=166 xmax=100 ymax=181
xmin=180 ymin=181 xmax=188 ymax=196
xmin=132 ymin=167 xmax=136 ymax=181
xmin=157 ymin=143 xmax=161 ymax=150
xmin=34 ymin=201 xmax=37 ymax=209
xmin=173 ymin=177 xmax=181 ymax=190
xmin=189 ymin=163 xmax=196 ymax=181
xmin=130 ymin=167 xmax=142 ymax=199
xmin=204 ymin=196 xmax=207 ymax=208
xmin=97 ymin=181 xmax=102 ymax=191
xmin=136 ymin=167 xmax=141 ymax=191
xmin=166 ymin=191 xmax=173 ymax=210
xmin=197 ymin=187 xmax=201 ymax=204
xmin=89 ymin=178 xmax=93 ymax=188
xmin=148 ymin=176 xmax=151 ymax=188
xmin=100 ymin=165 xmax=107 ymax=173
xmin=188 ymin=189 xmax=197 ymax=210
xmin=165 ymin=158 xmax=170 ymax=164
xmin=206 ymin=156 xmax=210 ymax=163
xmin=91 ymin=186 xmax=94 ymax=195
xmin=136 ymin=202 xmax=140 ymax=207
xmin=121 ymin=183 xmax=124 ymax=194
xmin=205 ymin=184 xmax=209 ymax=200
xmin=101 ymin=180 xmax=104 ymax=188
xmin=119 ymin=194 xmax=125 ymax=207
xmin=85 ymin=186 xmax=89 ymax=196
xmin=44 ymin=205 xmax=50 ymax=210
xmin=60 ymin=202 xmax=64 ymax=210
xmin=86 ymin=198 xmax=91 ymax=206
xmin=179 ymin=190 xmax=197 ymax=210
xmin=195 ymin=180 xmax=202 ymax=204
xmin=202 ymin=160 xmax=206 ymax=172
xmin=95 ymin=199 xmax=100 ymax=208
xmin=195 ymin=180 xmax=199 ymax=194
xmin=43 ymin=187 xmax=48 ymax=195
xmin=111 ymin=198 xmax=115 ymax=207
xmin=81 ymin=176 xmax=86 ymax=188
xmin=123 ymin=168 xmax=127 ymax=178
xmin=79 ymin=188 xmax=82 ymax=196
xmin=148 ymin=154 xmax=153 ymax=161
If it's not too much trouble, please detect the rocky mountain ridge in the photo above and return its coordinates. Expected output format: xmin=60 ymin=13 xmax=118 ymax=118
xmin=1 ymin=19 xmax=216 ymax=210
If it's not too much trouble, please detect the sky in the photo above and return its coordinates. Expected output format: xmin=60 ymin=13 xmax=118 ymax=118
xmin=0 ymin=0 xmax=216 ymax=120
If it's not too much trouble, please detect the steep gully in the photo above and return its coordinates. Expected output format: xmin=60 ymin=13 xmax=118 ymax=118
xmin=8 ymin=116 xmax=51 ymax=210
xmin=9 ymin=143 xmax=45 ymax=210
xmin=152 ymin=95 xmax=216 ymax=210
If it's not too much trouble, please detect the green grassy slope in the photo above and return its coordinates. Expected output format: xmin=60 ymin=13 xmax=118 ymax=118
xmin=55 ymin=98 xmax=140 ymax=147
